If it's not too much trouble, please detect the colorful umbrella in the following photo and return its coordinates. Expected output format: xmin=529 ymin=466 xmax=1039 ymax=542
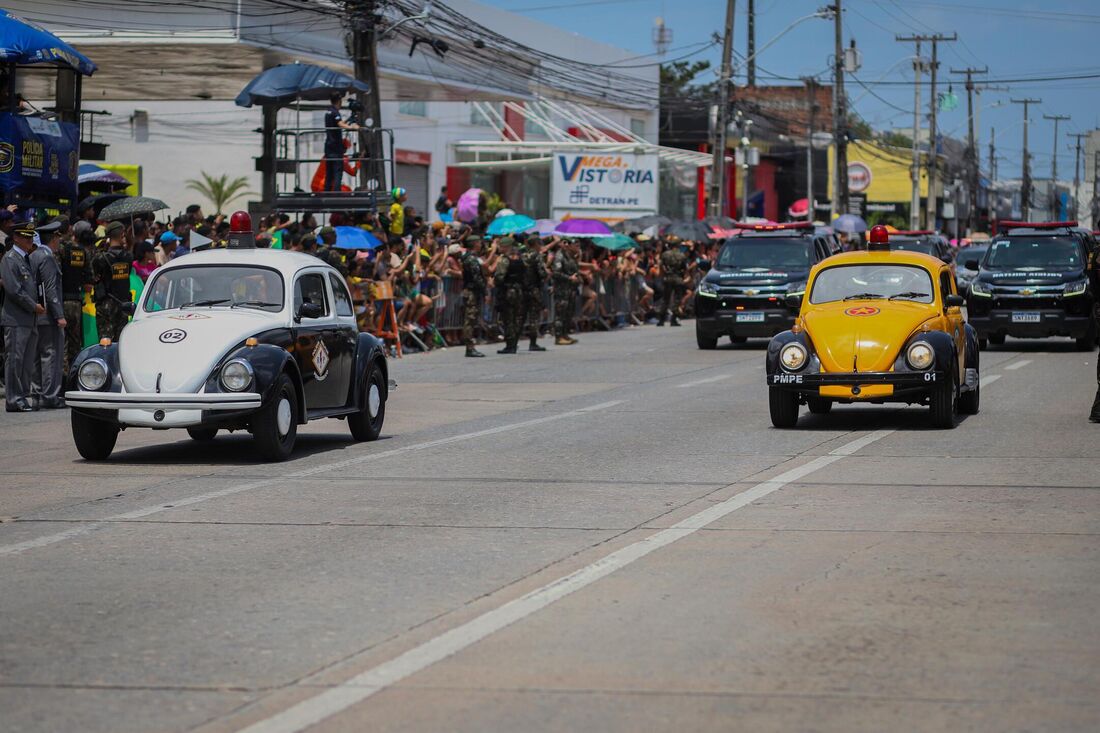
xmin=534 ymin=219 xmax=558 ymax=236
xmin=456 ymin=188 xmax=483 ymax=223
xmin=552 ymin=218 xmax=612 ymax=238
xmin=833 ymin=213 xmax=867 ymax=234
xmin=662 ymin=220 xmax=711 ymax=241
xmin=614 ymin=215 xmax=670 ymax=234
xmin=486 ymin=214 xmax=535 ymax=236
xmin=334 ymin=226 xmax=383 ymax=250
xmin=593 ymin=233 xmax=636 ymax=251
xmin=787 ymin=198 xmax=810 ymax=219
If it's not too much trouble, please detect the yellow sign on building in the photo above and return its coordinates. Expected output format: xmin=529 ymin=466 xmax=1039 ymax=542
xmin=828 ymin=141 xmax=928 ymax=202
xmin=99 ymin=164 xmax=143 ymax=196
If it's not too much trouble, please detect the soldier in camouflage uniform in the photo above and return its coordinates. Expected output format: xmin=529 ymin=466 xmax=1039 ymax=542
xmin=91 ymin=221 xmax=133 ymax=342
xmin=461 ymin=236 xmax=487 ymax=357
xmin=520 ymin=236 xmax=548 ymax=351
xmin=57 ymin=219 xmax=93 ymax=370
xmin=657 ymin=238 xmax=688 ymax=327
xmin=494 ymin=237 xmax=525 ymax=354
xmin=551 ymin=238 xmax=580 ymax=345
xmin=1089 ymin=240 xmax=1100 ymax=422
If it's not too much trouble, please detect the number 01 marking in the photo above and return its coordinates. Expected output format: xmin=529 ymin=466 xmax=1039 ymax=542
xmin=923 ymin=372 xmax=937 ymax=382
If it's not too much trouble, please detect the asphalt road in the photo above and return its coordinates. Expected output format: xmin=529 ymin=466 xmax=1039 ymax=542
xmin=2 ymin=324 xmax=1098 ymax=733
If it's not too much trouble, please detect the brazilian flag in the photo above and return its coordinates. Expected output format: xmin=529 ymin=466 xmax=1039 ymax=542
xmin=81 ymin=272 xmax=144 ymax=346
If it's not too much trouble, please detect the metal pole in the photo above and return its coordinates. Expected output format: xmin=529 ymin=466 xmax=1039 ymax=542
xmin=805 ymin=77 xmax=815 ymax=220
xmin=951 ymin=67 xmax=986 ymax=235
xmin=1070 ymin=132 xmax=1086 ymax=221
xmin=909 ymin=43 xmax=922 ymax=228
xmin=1012 ymin=98 xmax=1041 ymax=220
xmin=1043 ymin=113 xmax=1069 ymax=218
xmin=746 ymin=0 xmax=756 ymax=87
xmin=709 ymin=0 xmax=736 ymax=217
xmin=832 ymin=1 xmax=848 ymax=218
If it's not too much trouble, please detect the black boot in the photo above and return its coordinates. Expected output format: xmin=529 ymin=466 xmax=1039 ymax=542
xmin=497 ymin=345 xmax=518 ymax=354
xmin=529 ymin=339 xmax=546 ymax=352
xmin=1090 ymin=391 xmax=1100 ymax=423
xmin=465 ymin=346 xmax=485 ymax=358
xmin=670 ymin=316 xmax=682 ymax=327
xmin=656 ymin=318 xmax=665 ymax=327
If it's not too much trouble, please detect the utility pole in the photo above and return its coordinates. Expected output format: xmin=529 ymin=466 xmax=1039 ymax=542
xmin=951 ymin=66 xmax=986 ymax=234
xmin=1043 ymin=113 xmax=1069 ymax=218
xmin=709 ymin=0 xmax=736 ymax=217
xmin=989 ymin=126 xmax=997 ymax=229
xmin=746 ymin=0 xmax=756 ymax=87
xmin=831 ymin=1 xmax=848 ymax=218
xmin=347 ymin=0 xmax=385 ymax=194
xmin=902 ymin=40 xmax=923 ymax=228
xmin=897 ymin=33 xmax=954 ymax=228
xmin=804 ymin=77 xmax=816 ymax=219
xmin=1011 ymin=98 xmax=1041 ymax=220
xmin=1069 ymin=132 xmax=1087 ymax=221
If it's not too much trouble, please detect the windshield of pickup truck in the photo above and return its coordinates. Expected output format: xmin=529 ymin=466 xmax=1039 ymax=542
xmin=717 ymin=238 xmax=812 ymax=270
xmin=985 ymin=237 xmax=1083 ymax=270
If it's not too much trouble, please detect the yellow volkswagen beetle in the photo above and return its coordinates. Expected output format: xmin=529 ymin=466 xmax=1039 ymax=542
xmin=766 ymin=225 xmax=980 ymax=429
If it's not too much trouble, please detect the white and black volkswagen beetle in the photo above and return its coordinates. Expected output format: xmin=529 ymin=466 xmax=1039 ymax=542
xmin=65 ymin=223 xmax=389 ymax=462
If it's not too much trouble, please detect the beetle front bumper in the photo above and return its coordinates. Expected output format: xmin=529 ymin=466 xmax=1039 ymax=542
xmin=65 ymin=391 xmax=263 ymax=428
xmin=768 ymin=370 xmax=944 ymax=400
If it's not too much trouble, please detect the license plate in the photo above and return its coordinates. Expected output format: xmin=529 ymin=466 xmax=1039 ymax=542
xmin=736 ymin=312 xmax=765 ymax=323
xmin=1011 ymin=312 xmax=1041 ymax=323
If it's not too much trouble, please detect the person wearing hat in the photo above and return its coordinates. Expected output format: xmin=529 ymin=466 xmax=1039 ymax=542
xmin=656 ymin=236 xmax=688 ymax=327
xmin=493 ymin=236 xmax=525 ymax=354
xmin=58 ymin=218 xmax=94 ymax=369
xmin=315 ymin=225 xmax=348 ymax=277
xmin=29 ymin=220 xmax=67 ymax=408
xmin=1 ymin=219 xmax=45 ymax=411
xmin=155 ymin=230 xmax=180 ymax=265
xmin=91 ymin=220 xmax=133 ymax=342
xmin=520 ymin=236 xmax=549 ymax=352
xmin=460 ymin=235 xmax=488 ymax=357
xmin=551 ymin=238 xmax=581 ymax=346
xmin=389 ymin=188 xmax=408 ymax=238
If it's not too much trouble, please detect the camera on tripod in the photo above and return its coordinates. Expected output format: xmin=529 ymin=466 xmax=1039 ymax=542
xmin=346 ymin=98 xmax=364 ymax=126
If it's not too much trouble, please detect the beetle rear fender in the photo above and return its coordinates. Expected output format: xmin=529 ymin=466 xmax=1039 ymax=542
xmin=351 ymin=332 xmax=387 ymax=410
xmin=963 ymin=322 xmax=979 ymax=372
xmin=766 ymin=330 xmax=811 ymax=376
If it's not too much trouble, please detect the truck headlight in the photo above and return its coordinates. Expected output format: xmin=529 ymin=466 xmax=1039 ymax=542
xmin=77 ymin=358 xmax=109 ymax=391
xmin=779 ymin=342 xmax=808 ymax=371
xmin=969 ymin=280 xmax=992 ymax=297
xmin=1064 ymin=279 xmax=1088 ymax=297
xmin=906 ymin=341 xmax=935 ymax=370
xmin=787 ymin=280 xmax=807 ymax=295
xmin=220 ymin=359 xmax=254 ymax=392
xmin=697 ymin=280 xmax=719 ymax=297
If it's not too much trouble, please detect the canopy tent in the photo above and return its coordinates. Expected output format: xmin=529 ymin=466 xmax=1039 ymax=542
xmin=0 ymin=10 xmax=96 ymax=75
xmin=234 ymin=62 xmax=369 ymax=108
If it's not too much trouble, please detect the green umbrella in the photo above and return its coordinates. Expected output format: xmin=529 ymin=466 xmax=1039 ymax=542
xmin=594 ymin=233 xmax=636 ymax=251
xmin=99 ymin=196 xmax=169 ymax=221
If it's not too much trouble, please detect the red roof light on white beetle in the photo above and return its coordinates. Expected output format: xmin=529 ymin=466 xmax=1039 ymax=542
xmin=226 ymin=210 xmax=256 ymax=249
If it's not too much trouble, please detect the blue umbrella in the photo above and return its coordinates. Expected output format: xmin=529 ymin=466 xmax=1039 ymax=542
xmin=333 ymin=226 xmax=382 ymax=250
xmin=486 ymin=214 xmax=536 ymax=236
xmin=833 ymin=214 xmax=868 ymax=234
xmin=235 ymin=62 xmax=370 ymax=108
xmin=0 ymin=11 xmax=97 ymax=75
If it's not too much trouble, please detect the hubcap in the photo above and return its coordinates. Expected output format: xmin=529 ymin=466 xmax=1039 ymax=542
xmin=276 ymin=397 xmax=292 ymax=436
xmin=368 ymin=383 xmax=381 ymax=419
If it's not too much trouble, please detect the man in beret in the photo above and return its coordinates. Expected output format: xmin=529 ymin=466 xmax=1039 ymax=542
xmin=29 ymin=220 xmax=67 ymax=408
xmin=1 ymin=220 xmax=45 ymax=411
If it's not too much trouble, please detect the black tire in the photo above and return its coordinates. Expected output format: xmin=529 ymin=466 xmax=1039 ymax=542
xmin=1074 ymin=324 xmax=1098 ymax=351
xmin=72 ymin=410 xmax=118 ymax=461
xmin=187 ymin=427 xmax=218 ymax=441
xmin=988 ymin=333 xmax=1005 ymax=346
xmin=807 ymin=397 xmax=833 ymax=414
xmin=769 ymin=387 xmax=799 ymax=428
xmin=958 ymin=373 xmax=980 ymax=415
xmin=978 ymin=338 xmax=988 ymax=351
xmin=349 ymin=362 xmax=386 ymax=441
xmin=729 ymin=335 xmax=747 ymax=344
xmin=696 ymin=324 xmax=717 ymax=350
xmin=252 ymin=373 xmax=298 ymax=462
xmin=929 ymin=365 xmax=958 ymax=429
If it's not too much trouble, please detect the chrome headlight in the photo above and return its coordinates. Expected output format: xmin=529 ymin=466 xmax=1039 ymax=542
xmin=906 ymin=341 xmax=935 ymax=370
xmin=220 ymin=359 xmax=254 ymax=392
xmin=969 ymin=280 xmax=992 ymax=297
xmin=77 ymin=358 xmax=109 ymax=391
xmin=779 ymin=342 xmax=808 ymax=371
xmin=697 ymin=280 xmax=719 ymax=297
xmin=1064 ymin=279 xmax=1088 ymax=297
xmin=787 ymin=280 xmax=807 ymax=295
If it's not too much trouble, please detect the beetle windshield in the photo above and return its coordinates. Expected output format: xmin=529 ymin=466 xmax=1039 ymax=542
xmin=810 ymin=264 xmax=935 ymax=304
xmin=717 ymin=238 xmax=812 ymax=270
xmin=143 ymin=266 xmax=284 ymax=312
xmin=985 ymin=236 xmax=1083 ymax=270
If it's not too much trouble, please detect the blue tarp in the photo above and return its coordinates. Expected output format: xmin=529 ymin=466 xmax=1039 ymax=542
xmin=0 ymin=11 xmax=96 ymax=75
xmin=235 ymin=63 xmax=370 ymax=108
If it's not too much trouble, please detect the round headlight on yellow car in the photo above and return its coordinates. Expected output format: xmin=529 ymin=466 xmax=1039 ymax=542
xmin=220 ymin=359 xmax=254 ymax=392
xmin=779 ymin=342 xmax=808 ymax=371
xmin=906 ymin=341 xmax=935 ymax=370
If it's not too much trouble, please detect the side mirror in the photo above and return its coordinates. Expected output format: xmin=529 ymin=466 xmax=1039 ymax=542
xmin=784 ymin=293 xmax=803 ymax=309
xmin=297 ymin=302 xmax=323 ymax=321
xmin=964 ymin=259 xmax=979 ymax=271
xmin=940 ymin=253 xmax=953 ymax=264
xmin=944 ymin=294 xmax=965 ymax=308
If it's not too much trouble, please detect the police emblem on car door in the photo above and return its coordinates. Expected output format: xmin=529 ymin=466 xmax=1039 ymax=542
xmin=312 ymin=339 xmax=330 ymax=381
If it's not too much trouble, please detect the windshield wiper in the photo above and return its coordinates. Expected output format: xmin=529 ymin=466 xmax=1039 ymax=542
xmin=231 ymin=300 xmax=281 ymax=309
xmin=843 ymin=292 xmax=884 ymax=300
xmin=180 ymin=298 xmax=231 ymax=308
xmin=888 ymin=291 xmax=930 ymax=301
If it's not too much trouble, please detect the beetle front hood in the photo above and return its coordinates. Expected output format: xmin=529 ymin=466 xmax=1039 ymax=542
xmin=803 ymin=301 xmax=935 ymax=373
xmin=119 ymin=309 xmax=277 ymax=393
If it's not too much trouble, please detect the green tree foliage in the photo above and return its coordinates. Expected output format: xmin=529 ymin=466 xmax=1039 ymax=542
xmin=184 ymin=172 xmax=255 ymax=214
xmin=660 ymin=60 xmax=715 ymax=100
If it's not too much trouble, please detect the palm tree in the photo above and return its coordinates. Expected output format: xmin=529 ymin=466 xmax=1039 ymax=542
xmin=184 ymin=172 xmax=255 ymax=213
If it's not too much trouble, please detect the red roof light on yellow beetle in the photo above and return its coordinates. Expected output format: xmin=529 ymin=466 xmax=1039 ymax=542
xmin=868 ymin=224 xmax=890 ymax=250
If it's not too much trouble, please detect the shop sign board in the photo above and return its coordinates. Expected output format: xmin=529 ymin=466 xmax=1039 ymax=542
xmin=551 ymin=151 xmax=658 ymax=218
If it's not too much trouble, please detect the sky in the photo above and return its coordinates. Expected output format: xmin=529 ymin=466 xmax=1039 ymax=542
xmin=477 ymin=0 xmax=1100 ymax=181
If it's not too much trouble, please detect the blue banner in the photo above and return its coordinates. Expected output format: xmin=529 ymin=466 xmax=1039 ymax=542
xmin=0 ymin=112 xmax=80 ymax=203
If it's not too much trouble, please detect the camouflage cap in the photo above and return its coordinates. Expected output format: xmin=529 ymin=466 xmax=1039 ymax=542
xmin=104 ymin=220 xmax=125 ymax=237
xmin=498 ymin=236 xmax=515 ymax=247
xmin=319 ymin=225 xmax=336 ymax=237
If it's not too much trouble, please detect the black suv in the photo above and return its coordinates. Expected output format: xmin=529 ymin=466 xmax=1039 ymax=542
xmin=885 ymin=230 xmax=955 ymax=265
xmin=694 ymin=223 xmax=838 ymax=349
xmin=964 ymin=221 xmax=1097 ymax=350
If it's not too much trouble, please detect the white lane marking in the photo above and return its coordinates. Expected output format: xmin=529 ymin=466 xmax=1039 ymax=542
xmin=1003 ymin=360 xmax=1032 ymax=371
xmin=0 ymin=401 xmax=624 ymax=557
xmin=676 ymin=374 xmax=732 ymax=388
xmin=980 ymin=375 xmax=1001 ymax=388
xmin=236 ymin=429 xmax=897 ymax=733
